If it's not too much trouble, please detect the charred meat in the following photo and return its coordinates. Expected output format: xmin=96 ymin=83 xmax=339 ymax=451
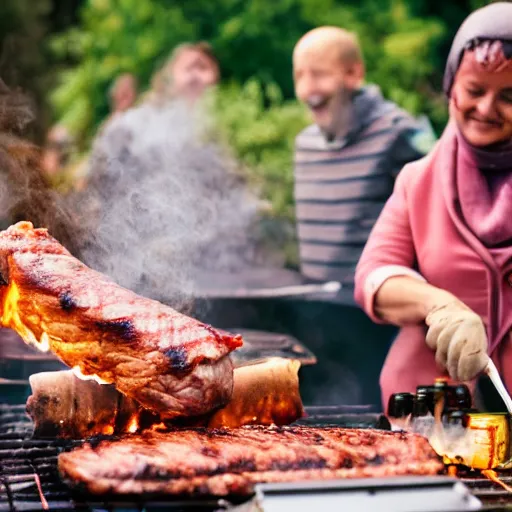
xmin=0 ymin=222 xmax=242 ymax=418
xmin=58 ymin=426 xmax=443 ymax=496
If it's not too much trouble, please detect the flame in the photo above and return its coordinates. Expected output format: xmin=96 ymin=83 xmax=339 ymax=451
xmin=482 ymin=470 xmax=512 ymax=492
xmin=447 ymin=465 xmax=457 ymax=477
xmin=1 ymin=281 xmax=50 ymax=351
xmin=102 ymin=425 xmax=114 ymax=436
xmin=150 ymin=422 xmax=168 ymax=432
xmin=126 ymin=415 xmax=139 ymax=434
xmin=71 ymin=365 xmax=110 ymax=385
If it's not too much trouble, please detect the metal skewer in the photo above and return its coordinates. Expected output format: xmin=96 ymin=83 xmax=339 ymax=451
xmin=485 ymin=359 xmax=512 ymax=414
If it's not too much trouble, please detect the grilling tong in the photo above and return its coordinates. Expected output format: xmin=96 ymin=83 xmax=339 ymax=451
xmin=485 ymin=359 xmax=512 ymax=414
xmin=484 ymin=359 xmax=512 ymax=469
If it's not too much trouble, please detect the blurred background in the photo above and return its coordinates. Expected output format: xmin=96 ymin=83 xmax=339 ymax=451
xmin=0 ymin=0 xmax=495 ymax=268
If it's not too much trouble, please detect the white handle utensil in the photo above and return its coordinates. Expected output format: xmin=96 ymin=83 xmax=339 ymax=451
xmin=485 ymin=359 xmax=512 ymax=414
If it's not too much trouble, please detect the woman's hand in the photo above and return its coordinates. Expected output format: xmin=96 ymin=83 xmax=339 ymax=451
xmin=425 ymin=300 xmax=489 ymax=382
xmin=374 ymin=276 xmax=489 ymax=381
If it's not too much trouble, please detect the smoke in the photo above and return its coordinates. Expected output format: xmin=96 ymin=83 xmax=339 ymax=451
xmin=0 ymin=80 xmax=75 ymax=246
xmin=302 ymin=363 xmax=362 ymax=406
xmin=391 ymin=412 xmax=480 ymax=466
xmin=0 ymin=78 xmax=282 ymax=316
xmin=64 ymin=99 xmax=281 ymax=311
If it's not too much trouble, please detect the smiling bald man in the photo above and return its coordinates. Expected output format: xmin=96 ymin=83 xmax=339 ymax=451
xmin=291 ymin=26 xmax=435 ymax=408
xmin=293 ymin=26 xmax=434 ymax=289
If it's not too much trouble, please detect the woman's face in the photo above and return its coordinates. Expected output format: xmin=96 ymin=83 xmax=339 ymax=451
xmin=451 ymin=51 xmax=512 ymax=147
xmin=171 ymin=50 xmax=219 ymax=102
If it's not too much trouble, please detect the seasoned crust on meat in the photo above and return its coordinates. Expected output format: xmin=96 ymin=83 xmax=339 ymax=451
xmin=58 ymin=426 xmax=443 ymax=496
xmin=0 ymin=222 xmax=242 ymax=418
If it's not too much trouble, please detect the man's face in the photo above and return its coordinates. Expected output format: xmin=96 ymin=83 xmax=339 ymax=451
xmin=293 ymin=45 xmax=354 ymax=137
xmin=172 ymin=50 xmax=219 ymax=102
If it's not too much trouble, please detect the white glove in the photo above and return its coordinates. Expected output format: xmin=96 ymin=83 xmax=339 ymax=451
xmin=425 ymin=301 xmax=489 ymax=382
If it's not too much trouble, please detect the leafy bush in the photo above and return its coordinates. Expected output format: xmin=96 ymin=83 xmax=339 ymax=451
xmin=212 ymin=80 xmax=309 ymax=267
xmin=213 ymin=80 xmax=308 ymax=223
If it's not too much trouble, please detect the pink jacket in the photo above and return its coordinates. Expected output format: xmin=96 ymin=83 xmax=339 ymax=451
xmin=354 ymin=123 xmax=512 ymax=409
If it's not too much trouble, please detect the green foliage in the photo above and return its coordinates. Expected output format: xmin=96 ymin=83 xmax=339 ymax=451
xmin=210 ymin=80 xmax=309 ymax=267
xmin=51 ymin=0 xmax=487 ymax=141
xmin=213 ymin=80 xmax=308 ymax=223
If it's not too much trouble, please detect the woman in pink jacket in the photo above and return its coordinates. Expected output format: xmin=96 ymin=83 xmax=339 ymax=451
xmin=354 ymin=2 xmax=512 ymax=410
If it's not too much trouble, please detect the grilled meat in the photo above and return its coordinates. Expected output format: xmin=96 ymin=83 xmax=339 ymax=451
xmin=208 ymin=358 xmax=303 ymax=428
xmin=58 ymin=426 xmax=443 ymax=496
xmin=26 ymin=371 xmax=145 ymax=438
xmin=0 ymin=222 xmax=242 ymax=418
xmin=27 ymin=359 xmax=303 ymax=438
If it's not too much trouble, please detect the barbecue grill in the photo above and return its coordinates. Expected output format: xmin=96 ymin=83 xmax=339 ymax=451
xmin=192 ymin=267 xmax=397 ymax=408
xmin=1 ymin=313 xmax=511 ymax=511
xmin=1 ymin=404 xmax=512 ymax=512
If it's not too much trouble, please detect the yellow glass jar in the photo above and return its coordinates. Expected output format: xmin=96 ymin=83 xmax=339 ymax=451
xmin=442 ymin=413 xmax=510 ymax=470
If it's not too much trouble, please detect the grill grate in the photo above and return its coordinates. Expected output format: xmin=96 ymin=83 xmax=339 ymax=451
xmin=0 ymin=405 xmax=77 ymax=511
xmin=0 ymin=406 xmax=224 ymax=511
xmin=2 ymin=404 xmax=512 ymax=511
xmin=460 ymin=472 xmax=512 ymax=508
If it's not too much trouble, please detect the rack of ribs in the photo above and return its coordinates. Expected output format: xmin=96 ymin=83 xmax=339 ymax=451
xmin=0 ymin=222 xmax=242 ymax=419
xmin=58 ymin=426 xmax=444 ymax=496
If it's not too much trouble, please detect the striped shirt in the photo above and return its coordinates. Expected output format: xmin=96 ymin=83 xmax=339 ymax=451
xmin=294 ymin=85 xmax=431 ymax=286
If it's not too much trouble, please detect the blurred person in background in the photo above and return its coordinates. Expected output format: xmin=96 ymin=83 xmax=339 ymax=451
xmin=95 ymin=73 xmax=139 ymax=137
xmin=289 ymin=26 xmax=435 ymax=407
xmin=41 ymin=125 xmax=75 ymax=191
xmin=355 ymin=2 xmax=512 ymax=411
xmin=148 ymin=42 xmax=220 ymax=105
xmin=108 ymin=73 xmax=138 ymax=123
xmin=82 ymin=73 xmax=139 ymax=187
xmin=42 ymin=124 xmax=90 ymax=193
xmin=293 ymin=26 xmax=434 ymax=288
xmin=83 ymin=42 xmax=221 ymax=192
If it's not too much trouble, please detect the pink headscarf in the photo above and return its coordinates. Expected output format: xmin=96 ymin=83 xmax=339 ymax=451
xmin=443 ymin=2 xmax=512 ymax=96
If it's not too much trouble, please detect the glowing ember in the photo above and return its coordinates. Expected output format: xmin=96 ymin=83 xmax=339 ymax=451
xmin=482 ymin=470 xmax=512 ymax=492
xmin=102 ymin=425 xmax=114 ymax=435
xmin=33 ymin=472 xmax=49 ymax=510
xmin=1 ymin=281 xmax=50 ymax=352
xmin=150 ymin=422 xmax=168 ymax=432
xmin=71 ymin=366 xmax=110 ymax=385
xmin=447 ymin=465 xmax=457 ymax=477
